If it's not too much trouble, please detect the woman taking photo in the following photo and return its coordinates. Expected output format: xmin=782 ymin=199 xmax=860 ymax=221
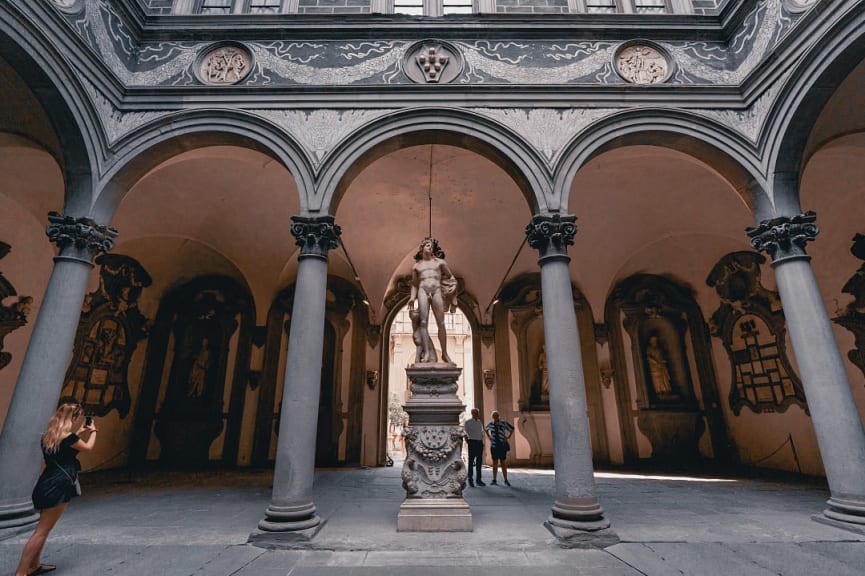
xmin=15 ymin=403 xmax=97 ymax=576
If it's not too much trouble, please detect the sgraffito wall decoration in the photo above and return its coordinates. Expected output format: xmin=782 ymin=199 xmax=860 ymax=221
xmin=707 ymin=251 xmax=806 ymax=415
xmin=833 ymin=233 xmax=865 ymax=381
xmin=61 ymin=254 xmax=151 ymax=417
xmin=0 ymin=241 xmax=32 ymax=372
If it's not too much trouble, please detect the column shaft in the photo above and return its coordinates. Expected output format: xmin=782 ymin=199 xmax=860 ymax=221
xmin=749 ymin=210 xmax=865 ymax=527
xmin=256 ymin=215 xmax=340 ymax=538
xmin=774 ymin=259 xmax=865 ymax=506
xmin=0 ymin=212 xmax=115 ymax=531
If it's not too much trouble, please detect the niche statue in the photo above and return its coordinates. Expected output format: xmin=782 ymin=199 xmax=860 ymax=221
xmin=408 ymin=237 xmax=457 ymax=365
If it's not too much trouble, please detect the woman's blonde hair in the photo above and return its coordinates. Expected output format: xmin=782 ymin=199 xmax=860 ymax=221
xmin=42 ymin=403 xmax=82 ymax=453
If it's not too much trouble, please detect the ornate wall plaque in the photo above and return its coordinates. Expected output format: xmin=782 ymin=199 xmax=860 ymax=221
xmin=61 ymin=254 xmax=151 ymax=417
xmin=614 ymin=41 xmax=672 ymax=85
xmin=196 ymin=43 xmax=253 ymax=86
xmin=0 ymin=242 xmax=31 ymax=372
xmin=403 ymin=40 xmax=463 ymax=85
xmin=706 ymin=252 xmax=806 ymax=415
xmin=833 ymin=233 xmax=865 ymax=380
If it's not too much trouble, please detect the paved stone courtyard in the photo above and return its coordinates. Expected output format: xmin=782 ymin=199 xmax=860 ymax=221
xmin=2 ymin=465 xmax=864 ymax=575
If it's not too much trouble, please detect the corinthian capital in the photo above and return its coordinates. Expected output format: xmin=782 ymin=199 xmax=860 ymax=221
xmin=526 ymin=214 xmax=577 ymax=260
xmin=46 ymin=212 xmax=118 ymax=262
xmin=290 ymin=215 xmax=341 ymax=260
xmin=747 ymin=211 xmax=818 ymax=263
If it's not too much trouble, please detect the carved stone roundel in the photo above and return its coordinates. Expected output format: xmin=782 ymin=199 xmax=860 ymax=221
xmin=196 ymin=43 xmax=253 ymax=86
xmin=614 ymin=42 xmax=672 ymax=85
xmin=403 ymin=40 xmax=463 ymax=85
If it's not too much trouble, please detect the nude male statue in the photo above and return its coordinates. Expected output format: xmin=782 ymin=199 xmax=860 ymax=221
xmin=408 ymin=237 xmax=457 ymax=365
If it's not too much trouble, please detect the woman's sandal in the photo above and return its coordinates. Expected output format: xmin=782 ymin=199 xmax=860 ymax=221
xmin=29 ymin=564 xmax=57 ymax=575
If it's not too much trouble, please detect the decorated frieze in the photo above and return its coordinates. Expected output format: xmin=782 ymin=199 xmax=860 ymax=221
xmin=52 ymin=0 xmax=806 ymax=88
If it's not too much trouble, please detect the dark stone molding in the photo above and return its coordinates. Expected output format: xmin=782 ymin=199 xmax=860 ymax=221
xmin=290 ymin=215 xmax=341 ymax=260
xmin=706 ymin=251 xmax=806 ymax=416
xmin=747 ymin=211 xmax=818 ymax=263
xmin=61 ymin=254 xmax=151 ymax=418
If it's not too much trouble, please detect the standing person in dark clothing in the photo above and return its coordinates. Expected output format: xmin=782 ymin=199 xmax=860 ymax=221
xmin=463 ymin=408 xmax=485 ymax=487
xmin=485 ymin=410 xmax=514 ymax=486
xmin=15 ymin=403 xmax=98 ymax=576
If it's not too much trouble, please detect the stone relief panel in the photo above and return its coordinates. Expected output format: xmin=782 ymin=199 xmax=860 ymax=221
xmin=196 ymin=43 xmax=253 ymax=85
xmin=614 ymin=42 xmax=672 ymax=85
xmin=707 ymin=251 xmax=806 ymax=415
xmin=61 ymin=254 xmax=151 ymax=417
xmin=833 ymin=234 xmax=865 ymax=381
xmin=401 ymin=425 xmax=466 ymax=498
xmin=0 ymin=242 xmax=32 ymax=373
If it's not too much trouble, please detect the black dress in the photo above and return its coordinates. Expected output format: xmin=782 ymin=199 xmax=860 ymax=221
xmin=32 ymin=433 xmax=81 ymax=510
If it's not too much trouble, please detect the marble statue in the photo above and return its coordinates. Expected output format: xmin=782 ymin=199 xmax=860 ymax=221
xmin=408 ymin=237 xmax=457 ymax=365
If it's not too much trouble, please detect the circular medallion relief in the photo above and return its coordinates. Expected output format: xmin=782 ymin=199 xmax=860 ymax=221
xmin=783 ymin=0 xmax=818 ymax=13
xmin=48 ymin=0 xmax=83 ymax=13
xmin=195 ymin=43 xmax=253 ymax=86
xmin=403 ymin=40 xmax=463 ymax=85
xmin=614 ymin=41 xmax=672 ymax=85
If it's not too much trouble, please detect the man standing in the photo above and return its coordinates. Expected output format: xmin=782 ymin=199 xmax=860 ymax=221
xmin=464 ymin=408 xmax=485 ymax=487
xmin=485 ymin=410 xmax=514 ymax=486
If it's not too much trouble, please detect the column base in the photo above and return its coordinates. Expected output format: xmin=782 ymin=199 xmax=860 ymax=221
xmin=397 ymin=498 xmax=472 ymax=532
xmin=248 ymin=520 xmax=325 ymax=547
xmin=544 ymin=516 xmax=619 ymax=548
xmin=812 ymin=496 xmax=865 ymax=535
xmin=0 ymin=500 xmax=38 ymax=537
xmin=255 ymin=502 xmax=321 ymax=532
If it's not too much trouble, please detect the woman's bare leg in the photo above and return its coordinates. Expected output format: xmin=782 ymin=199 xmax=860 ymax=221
xmin=15 ymin=503 xmax=67 ymax=576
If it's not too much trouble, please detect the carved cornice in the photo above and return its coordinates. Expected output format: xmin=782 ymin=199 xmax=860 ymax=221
xmin=46 ymin=212 xmax=118 ymax=262
xmin=746 ymin=211 xmax=818 ymax=263
xmin=525 ymin=214 xmax=577 ymax=262
xmin=290 ymin=215 xmax=341 ymax=260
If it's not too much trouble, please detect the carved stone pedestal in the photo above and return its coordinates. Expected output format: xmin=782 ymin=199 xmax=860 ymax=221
xmin=397 ymin=364 xmax=472 ymax=532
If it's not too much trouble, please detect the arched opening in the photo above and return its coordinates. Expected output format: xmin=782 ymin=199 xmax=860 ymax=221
xmin=385 ymin=303 xmax=475 ymax=462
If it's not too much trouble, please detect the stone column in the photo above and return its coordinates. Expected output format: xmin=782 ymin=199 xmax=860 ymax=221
xmin=526 ymin=214 xmax=618 ymax=547
xmin=0 ymin=213 xmax=116 ymax=533
xmin=251 ymin=215 xmax=340 ymax=543
xmin=748 ymin=211 xmax=865 ymax=531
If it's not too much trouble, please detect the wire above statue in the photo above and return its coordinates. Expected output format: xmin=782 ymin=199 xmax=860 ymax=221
xmin=408 ymin=237 xmax=458 ymax=366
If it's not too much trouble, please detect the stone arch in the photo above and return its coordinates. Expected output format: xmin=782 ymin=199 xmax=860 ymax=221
xmin=765 ymin=3 xmax=865 ymax=216
xmin=314 ymin=107 xmax=551 ymax=215
xmin=0 ymin=19 xmax=97 ymax=217
xmin=554 ymin=110 xmax=768 ymax=217
xmin=90 ymin=110 xmax=316 ymax=223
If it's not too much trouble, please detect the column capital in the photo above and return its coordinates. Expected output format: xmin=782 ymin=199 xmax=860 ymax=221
xmin=746 ymin=211 xmax=818 ymax=264
xmin=525 ymin=214 xmax=577 ymax=262
xmin=290 ymin=215 xmax=341 ymax=260
xmin=46 ymin=212 xmax=117 ymax=265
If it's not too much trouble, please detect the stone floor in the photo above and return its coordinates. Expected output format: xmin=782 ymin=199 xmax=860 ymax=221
xmin=1 ymin=465 xmax=864 ymax=575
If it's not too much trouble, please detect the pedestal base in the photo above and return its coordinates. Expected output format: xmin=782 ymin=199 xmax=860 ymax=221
xmin=544 ymin=516 xmax=619 ymax=548
xmin=813 ymin=512 xmax=865 ymax=535
xmin=397 ymin=498 xmax=472 ymax=532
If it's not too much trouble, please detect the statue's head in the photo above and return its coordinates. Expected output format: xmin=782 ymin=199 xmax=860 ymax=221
xmin=414 ymin=237 xmax=446 ymax=261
